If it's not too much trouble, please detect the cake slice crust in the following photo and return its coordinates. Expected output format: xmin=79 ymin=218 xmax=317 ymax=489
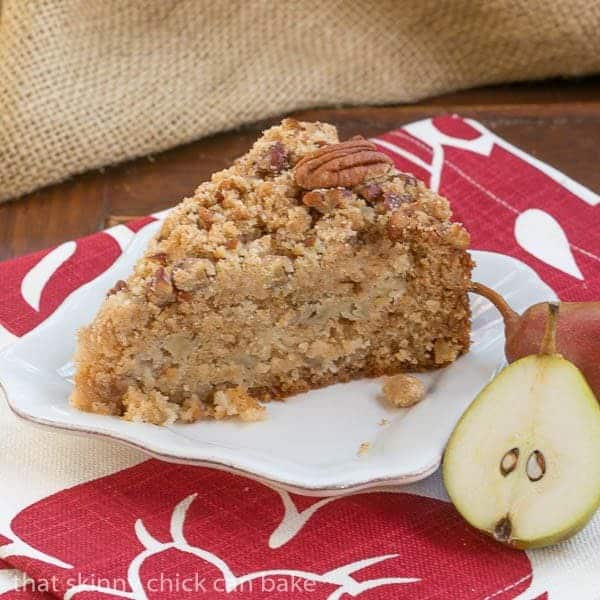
xmin=72 ymin=120 xmax=473 ymax=425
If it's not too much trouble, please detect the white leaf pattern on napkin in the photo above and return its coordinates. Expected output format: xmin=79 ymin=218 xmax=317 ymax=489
xmin=104 ymin=224 xmax=135 ymax=251
xmin=20 ymin=241 xmax=77 ymax=311
xmin=515 ymin=209 xmax=584 ymax=280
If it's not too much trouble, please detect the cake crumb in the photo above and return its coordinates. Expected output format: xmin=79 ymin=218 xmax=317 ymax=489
xmin=382 ymin=374 xmax=425 ymax=408
xmin=357 ymin=441 xmax=371 ymax=456
xmin=212 ymin=386 xmax=267 ymax=421
xmin=122 ymin=387 xmax=179 ymax=425
xmin=378 ymin=418 xmax=390 ymax=426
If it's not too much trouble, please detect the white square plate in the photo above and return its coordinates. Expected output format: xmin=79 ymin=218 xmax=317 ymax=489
xmin=0 ymin=221 xmax=556 ymax=495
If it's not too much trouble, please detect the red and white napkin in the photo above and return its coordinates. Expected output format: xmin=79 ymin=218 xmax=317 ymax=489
xmin=0 ymin=116 xmax=599 ymax=599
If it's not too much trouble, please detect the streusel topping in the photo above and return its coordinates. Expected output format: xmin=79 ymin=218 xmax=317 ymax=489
xmin=117 ymin=119 xmax=462 ymax=306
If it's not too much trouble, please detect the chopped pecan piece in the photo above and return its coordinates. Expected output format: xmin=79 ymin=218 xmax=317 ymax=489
xmin=382 ymin=192 xmax=412 ymax=212
xmin=400 ymin=173 xmax=418 ymax=187
xmin=258 ymin=142 xmax=290 ymax=175
xmin=387 ymin=211 xmax=411 ymax=241
xmin=148 ymin=252 xmax=168 ymax=265
xmin=107 ymin=280 xmax=128 ymax=297
xmin=176 ymin=290 xmax=194 ymax=303
xmin=356 ymin=183 xmax=383 ymax=203
xmin=294 ymin=137 xmax=393 ymax=190
xmin=302 ymin=188 xmax=349 ymax=213
xmin=147 ymin=267 xmax=176 ymax=306
xmin=281 ymin=118 xmax=303 ymax=130
xmin=197 ymin=207 xmax=214 ymax=229
xmin=269 ymin=142 xmax=290 ymax=173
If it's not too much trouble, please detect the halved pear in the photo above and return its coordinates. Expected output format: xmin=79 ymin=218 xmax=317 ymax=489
xmin=443 ymin=303 xmax=600 ymax=548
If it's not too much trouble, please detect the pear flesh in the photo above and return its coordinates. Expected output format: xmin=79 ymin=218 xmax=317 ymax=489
xmin=443 ymin=304 xmax=600 ymax=548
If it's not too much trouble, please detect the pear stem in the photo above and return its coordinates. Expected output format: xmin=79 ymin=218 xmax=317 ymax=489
xmin=469 ymin=282 xmax=518 ymax=323
xmin=540 ymin=302 xmax=560 ymax=356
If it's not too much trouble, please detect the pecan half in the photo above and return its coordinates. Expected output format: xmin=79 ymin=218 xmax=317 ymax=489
xmin=294 ymin=137 xmax=392 ymax=190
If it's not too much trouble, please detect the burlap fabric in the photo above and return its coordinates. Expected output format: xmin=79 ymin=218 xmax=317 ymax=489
xmin=1 ymin=0 xmax=599 ymax=203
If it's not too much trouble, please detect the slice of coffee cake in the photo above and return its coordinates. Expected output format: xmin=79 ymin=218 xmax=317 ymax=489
xmin=71 ymin=119 xmax=473 ymax=425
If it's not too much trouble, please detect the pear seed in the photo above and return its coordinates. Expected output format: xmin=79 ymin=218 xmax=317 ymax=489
xmin=493 ymin=516 xmax=512 ymax=542
xmin=526 ymin=450 xmax=546 ymax=482
xmin=500 ymin=447 xmax=519 ymax=476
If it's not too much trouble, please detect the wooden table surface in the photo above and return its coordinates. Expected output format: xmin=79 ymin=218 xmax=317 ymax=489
xmin=2 ymin=77 xmax=599 ymax=262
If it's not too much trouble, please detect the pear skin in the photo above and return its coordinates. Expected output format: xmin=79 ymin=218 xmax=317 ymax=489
xmin=470 ymin=282 xmax=600 ymax=399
